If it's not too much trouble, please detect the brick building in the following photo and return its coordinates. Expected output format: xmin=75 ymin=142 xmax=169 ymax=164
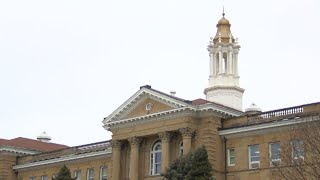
xmin=1 ymin=13 xmax=320 ymax=180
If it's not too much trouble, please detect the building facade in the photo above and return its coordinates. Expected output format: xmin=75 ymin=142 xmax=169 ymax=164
xmin=2 ymin=13 xmax=320 ymax=180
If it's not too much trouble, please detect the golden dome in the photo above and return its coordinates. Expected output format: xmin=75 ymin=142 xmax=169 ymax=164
xmin=217 ymin=17 xmax=230 ymax=25
xmin=213 ymin=13 xmax=234 ymax=44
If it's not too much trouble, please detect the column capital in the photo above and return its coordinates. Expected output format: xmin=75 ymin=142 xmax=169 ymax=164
xmin=128 ymin=137 xmax=141 ymax=148
xmin=111 ymin=140 xmax=122 ymax=150
xmin=158 ymin=131 xmax=171 ymax=142
xmin=179 ymin=127 xmax=195 ymax=138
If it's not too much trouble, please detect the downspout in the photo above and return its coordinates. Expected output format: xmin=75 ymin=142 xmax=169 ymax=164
xmin=221 ymin=118 xmax=227 ymax=180
xmin=224 ymin=136 xmax=227 ymax=180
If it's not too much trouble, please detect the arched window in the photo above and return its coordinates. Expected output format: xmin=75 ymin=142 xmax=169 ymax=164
xmin=150 ymin=141 xmax=162 ymax=175
xmin=179 ymin=141 xmax=183 ymax=156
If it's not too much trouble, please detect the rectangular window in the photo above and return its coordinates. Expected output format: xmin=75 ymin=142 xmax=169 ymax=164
xmin=249 ymin=144 xmax=260 ymax=169
xmin=227 ymin=148 xmax=235 ymax=166
xmin=74 ymin=170 xmax=81 ymax=180
xmin=292 ymin=140 xmax=304 ymax=164
xmin=30 ymin=177 xmax=36 ymax=180
xmin=269 ymin=142 xmax=281 ymax=167
xmin=41 ymin=175 xmax=48 ymax=180
xmin=100 ymin=166 xmax=108 ymax=180
xmin=87 ymin=168 xmax=94 ymax=180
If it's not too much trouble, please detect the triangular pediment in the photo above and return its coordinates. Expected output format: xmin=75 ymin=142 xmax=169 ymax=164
xmin=103 ymin=86 xmax=191 ymax=127
xmin=122 ymin=97 xmax=176 ymax=119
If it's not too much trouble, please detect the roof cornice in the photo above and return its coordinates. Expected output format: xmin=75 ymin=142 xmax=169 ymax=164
xmin=104 ymin=104 xmax=242 ymax=130
xmin=13 ymin=149 xmax=111 ymax=170
xmin=219 ymin=115 xmax=320 ymax=138
xmin=0 ymin=146 xmax=40 ymax=155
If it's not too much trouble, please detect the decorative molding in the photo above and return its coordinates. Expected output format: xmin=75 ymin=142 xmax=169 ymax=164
xmin=0 ymin=146 xmax=40 ymax=155
xmin=111 ymin=140 xmax=122 ymax=150
xmin=103 ymin=88 xmax=190 ymax=125
xmin=13 ymin=149 xmax=111 ymax=170
xmin=179 ymin=127 xmax=195 ymax=138
xmin=118 ymin=95 xmax=148 ymax=119
xmin=205 ymin=86 xmax=244 ymax=93
xmin=219 ymin=115 xmax=320 ymax=139
xmin=128 ymin=137 xmax=141 ymax=148
xmin=158 ymin=132 xmax=171 ymax=142
xmin=104 ymin=104 xmax=242 ymax=131
xmin=104 ymin=107 xmax=196 ymax=130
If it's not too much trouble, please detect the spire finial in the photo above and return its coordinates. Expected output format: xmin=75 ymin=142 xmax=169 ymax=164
xmin=222 ymin=6 xmax=225 ymax=17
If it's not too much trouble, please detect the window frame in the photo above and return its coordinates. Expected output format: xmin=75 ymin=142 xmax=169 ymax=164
xmin=269 ymin=142 xmax=281 ymax=167
xmin=74 ymin=170 xmax=81 ymax=180
xmin=150 ymin=141 xmax=162 ymax=176
xmin=87 ymin=168 xmax=94 ymax=180
xmin=248 ymin=144 xmax=260 ymax=169
xmin=179 ymin=141 xmax=183 ymax=156
xmin=100 ymin=166 xmax=108 ymax=180
xmin=227 ymin=148 xmax=235 ymax=166
xmin=292 ymin=140 xmax=304 ymax=164
xmin=30 ymin=177 xmax=36 ymax=180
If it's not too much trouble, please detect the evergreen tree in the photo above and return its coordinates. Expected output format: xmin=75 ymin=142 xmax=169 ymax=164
xmin=162 ymin=146 xmax=214 ymax=180
xmin=53 ymin=164 xmax=76 ymax=180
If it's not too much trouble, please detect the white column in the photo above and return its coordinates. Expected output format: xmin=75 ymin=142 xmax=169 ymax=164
xmin=209 ymin=52 xmax=213 ymax=76
xmin=234 ymin=52 xmax=239 ymax=76
xmin=229 ymin=50 xmax=233 ymax=74
xmin=212 ymin=53 xmax=216 ymax=75
xmin=218 ymin=50 xmax=222 ymax=74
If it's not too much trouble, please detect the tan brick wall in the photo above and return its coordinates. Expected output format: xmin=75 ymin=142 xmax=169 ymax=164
xmin=225 ymin=131 xmax=290 ymax=180
xmin=17 ymin=156 xmax=111 ymax=180
xmin=0 ymin=153 xmax=17 ymax=180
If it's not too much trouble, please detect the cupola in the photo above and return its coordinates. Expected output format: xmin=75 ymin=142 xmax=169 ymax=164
xmin=37 ymin=131 xmax=51 ymax=143
xmin=205 ymin=9 xmax=244 ymax=111
xmin=245 ymin=103 xmax=262 ymax=115
xmin=213 ymin=12 xmax=234 ymax=44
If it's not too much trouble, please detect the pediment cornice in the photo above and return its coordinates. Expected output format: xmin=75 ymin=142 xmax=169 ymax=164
xmin=103 ymin=87 xmax=190 ymax=125
xmin=103 ymin=86 xmax=243 ymax=131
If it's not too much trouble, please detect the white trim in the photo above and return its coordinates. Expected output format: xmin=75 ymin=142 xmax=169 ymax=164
xmin=219 ymin=115 xmax=320 ymax=138
xmin=87 ymin=168 xmax=94 ymax=180
xmin=269 ymin=142 xmax=281 ymax=167
xmin=197 ymin=103 xmax=243 ymax=117
xmin=74 ymin=170 xmax=81 ymax=180
xmin=103 ymin=87 xmax=242 ymax=130
xmin=0 ymin=146 xmax=40 ymax=155
xmin=104 ymin=107 xmax=192 ymax=128
xmin=104 ymin=104 xmax=241 ymax=130
xmin=248 ymin=144 xmax=260 ymax=169
xmin=292 ymin=139 xmax=304 ymax=164
xmin=100 ymin=166 xmax=107 ymax=180
xmin=13 ymin=149 xmax=111 ymax=170
xmin=103 ymin=88 xmax=190 ymax=124
xmin=41 ymin=175 xmax=48 ymax=180
xmin=227 ymin=148 xmax=235 ymax=166
xmin=150 ymin=141 xmax=162 ymax=176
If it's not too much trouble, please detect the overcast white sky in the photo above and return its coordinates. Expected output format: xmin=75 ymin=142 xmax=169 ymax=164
xmin=0 ymin=0 xmax=319 ymax=146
